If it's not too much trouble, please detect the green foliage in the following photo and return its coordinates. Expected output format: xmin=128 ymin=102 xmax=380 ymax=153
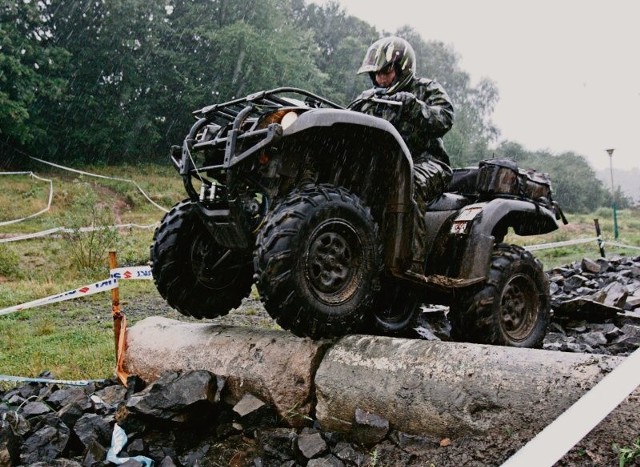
xmin=0 ymin=245 xmax=22 ymax=279
xmin=60 ymin=186 xmax=119 ymax=273
xmin=613 ymin=438 xmax=640 ymax=467
xmin=0 ymin=0 xmax=616 ymax=212
xmin=0 ymin=0 xmax=69 ymax=147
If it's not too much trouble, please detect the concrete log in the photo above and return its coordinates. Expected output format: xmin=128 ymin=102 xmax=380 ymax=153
xmin=315 ymin=335 xmax=630 ymax=438
xmin=123 ymin=316 xmax=329 ymax=425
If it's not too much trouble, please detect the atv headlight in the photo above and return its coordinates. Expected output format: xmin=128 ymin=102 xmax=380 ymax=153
xmin=280 ymin=111 xmax=298 ymax=130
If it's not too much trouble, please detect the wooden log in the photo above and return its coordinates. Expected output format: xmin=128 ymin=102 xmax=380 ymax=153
xmin=314 ymin=335 xmax=632 ymax=438
xmin=124 ymin=318 xmax=638 ymax=440
xmin=123 ymin=316 xmax=329 ymax=425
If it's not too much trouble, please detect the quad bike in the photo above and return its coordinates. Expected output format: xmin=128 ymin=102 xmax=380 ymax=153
xmin=150 ymin=88 xmax=567 ymax=348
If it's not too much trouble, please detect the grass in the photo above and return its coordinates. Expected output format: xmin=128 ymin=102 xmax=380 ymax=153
xmin=614 ymin=438 xmax=640 ymax=467
xmin=1 ymin=164 xmax=639 ymax=382
xmin=508 ymin=209 xmax=640 ymax=271
xmin=0 ymin=303 xmax=115 ymax=379
xmin=1 ymin=164 xmax=183 ymax=382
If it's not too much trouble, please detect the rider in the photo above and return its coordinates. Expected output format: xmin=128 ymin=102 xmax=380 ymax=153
xmin=349 ymin=36 xmax=455 ymax=280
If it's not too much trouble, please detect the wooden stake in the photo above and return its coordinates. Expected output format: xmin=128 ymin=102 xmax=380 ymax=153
xmin=108 ymin=250 xmax=128 ymax=386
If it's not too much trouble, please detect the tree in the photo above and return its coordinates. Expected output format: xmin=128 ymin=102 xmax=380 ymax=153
xmin=290 ymin=0 xmax=378 ymax=104
xmin=392 ymin=26 xmax=499 ymax=167
xmin=0 ymin=0 xmax=68 ymax=154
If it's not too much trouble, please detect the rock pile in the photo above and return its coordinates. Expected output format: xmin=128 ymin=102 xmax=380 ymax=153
xmin=1 ymin=369 xmax=390 ymax=466
xmin=545 ymin=255 xmax=640 ymax=355
xmin=1 ymin=256 xmax=638 ymax=467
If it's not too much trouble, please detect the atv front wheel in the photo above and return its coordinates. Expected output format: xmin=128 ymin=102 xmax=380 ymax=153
xmin=254 ymin=185 xmax=381 ymax=339
xmin=150 ymin=200 xmax=254 ymax=319
xmin=448 ymin=244 xmax=550 ymax=348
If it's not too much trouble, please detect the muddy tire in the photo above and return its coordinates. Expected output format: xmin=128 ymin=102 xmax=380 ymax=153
xmin=254 ymin=185 xmax=381 ymax=339
xmin=150 ymin=199 xmax=254 ymax=319
xmin=448 ymin=244 xmax=550 ymax=348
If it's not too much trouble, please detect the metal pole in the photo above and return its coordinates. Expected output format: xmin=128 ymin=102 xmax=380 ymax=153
xmin=605 ymin=149 xmax=619 ymax=240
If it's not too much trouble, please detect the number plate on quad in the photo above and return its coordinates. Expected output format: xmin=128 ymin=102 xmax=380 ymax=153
xmin=450 ymin=205 xmax=483 ymax=234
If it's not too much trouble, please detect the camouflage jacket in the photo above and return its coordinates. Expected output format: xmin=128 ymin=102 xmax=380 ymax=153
xmin=349 ymin=77 xmax=454 ymax=165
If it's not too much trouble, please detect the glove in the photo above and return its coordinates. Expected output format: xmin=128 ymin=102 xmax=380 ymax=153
xmin=386 ymin=91 xmax=416 ymax=105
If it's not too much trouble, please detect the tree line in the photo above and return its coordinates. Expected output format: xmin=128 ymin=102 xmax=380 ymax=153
xmin=0 ymin=0 xmax=624 ymax=211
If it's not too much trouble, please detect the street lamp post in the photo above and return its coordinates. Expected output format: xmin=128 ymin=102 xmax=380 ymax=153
xmin=605 ymin=148 xmax=619 ymax=239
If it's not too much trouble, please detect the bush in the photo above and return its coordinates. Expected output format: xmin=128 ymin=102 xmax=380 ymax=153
xmin=60 ymin=187 xmax=118 ymax=274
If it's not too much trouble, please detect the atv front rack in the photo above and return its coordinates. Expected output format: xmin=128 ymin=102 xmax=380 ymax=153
xmin=172 ymin=88 xmax=344 ymax=201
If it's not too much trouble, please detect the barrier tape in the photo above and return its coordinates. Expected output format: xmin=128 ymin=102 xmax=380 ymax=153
xmin=524 ymin=237 xmax=640 ymax=253
xmin=0 ymin=171 xmax=53 ymax=226
xmin=0 ymin=222 xmax=158 ymax=244
xmin=0 ymin=266 xmax=153 ymax=316
xmin=501 ymin=346 xmax=640 ymax=466
xmin=0 ymin=375 xmax=104 ymax=386
xmin=110 ymin=266 xmax=153 ymax=280
xmin=607 ymin=241 xmax=640 ymax=252
xmin=0 ymin=278 xmax=119 ymax=316
xmin=30 ymin=156 xmax=169 ymax=213
xmin=0 ymin=258 xmax=151 ymax=387
xmin=523 ymin=237 xmax=600 ymax=251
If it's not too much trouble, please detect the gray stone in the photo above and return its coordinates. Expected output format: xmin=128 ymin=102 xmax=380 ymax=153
xmin=334 ymin=441 xmax=365 ymax=465
xmin=233 ymin=393 xmax=266 ymax=418
xmin=73 ymin=413 xmax=112 ymax=449
xmin=580 ymin=331 xmax=607 ymax=347
xmin=601 ymin=282 xmax=628 ymax=308
xmin=46 ymin=387 xmax=86 ymax=411
xmin=20 ymin=415 xmax=70 ymax=465
xmin=308 ymin=454 xmax=345 ymax=467
xmin=125 ymin=370 xmax=216 ymax=423
xmin=256 ymin=428 xmax=297 ymax=463
xmin=297 ymin=431 xmax=327 ymax=459
xmin=21 ymin=401 xmax=51 ymax=418
xmin=581 ymin=257 xmax=601 ymax=273
xmin=620 ymin=324 xmax=640 ymax=338
xmin=352 ymin=408 xmax=389 ymax=446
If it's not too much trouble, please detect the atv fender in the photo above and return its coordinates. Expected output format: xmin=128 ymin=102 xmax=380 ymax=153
xmin=285 ymin=108 xmax=411 ymax=158
xmin=428 ymin=198 xmax=559 ymax=280
xmin=281 ymin=108 xmax=419 ymax=272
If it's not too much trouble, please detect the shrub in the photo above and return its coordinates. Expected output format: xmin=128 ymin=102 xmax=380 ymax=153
xmin=60 ymin=187 xmax=118 ymax=273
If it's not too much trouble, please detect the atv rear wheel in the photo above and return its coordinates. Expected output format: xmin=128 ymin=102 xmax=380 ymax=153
xmin=448 ymin=244 xmax=550 ymax=348
xmin=254 ymin=185 xmax=381 ymax=339
xmin=150 ymin=199 xmax=254 ymax=319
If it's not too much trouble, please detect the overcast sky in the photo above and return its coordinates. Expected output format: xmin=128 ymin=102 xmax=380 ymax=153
xmin=313 ymin=0 xmax=640 ymax=171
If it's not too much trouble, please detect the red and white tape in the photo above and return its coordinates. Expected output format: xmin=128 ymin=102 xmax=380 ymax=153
xmin=0 ymin=266 xmax=153 ymax=316
xmin=0 ymin=278 xmax=119 ymax=316
xmin=110 ymin=266 xmax=153 ymax=280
